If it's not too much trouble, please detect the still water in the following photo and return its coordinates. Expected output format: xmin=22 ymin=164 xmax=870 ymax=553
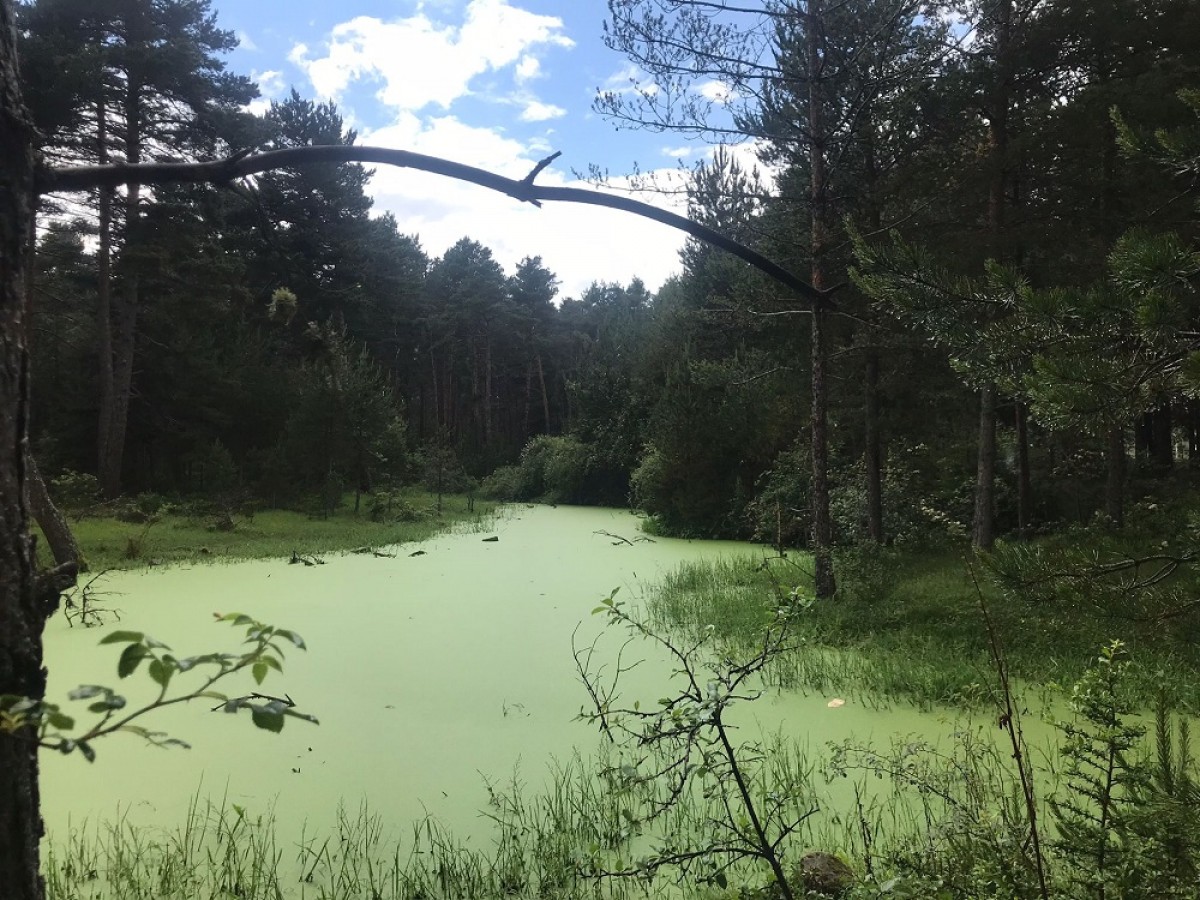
xmin=39 ymin=505 xmax=1029 ymax=848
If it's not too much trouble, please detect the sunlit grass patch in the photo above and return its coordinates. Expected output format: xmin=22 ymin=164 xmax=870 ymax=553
xmin=39 ymin=489 xmax=496 ymax=572
xmin=645 ymin=548 xmax=1200 ymax=710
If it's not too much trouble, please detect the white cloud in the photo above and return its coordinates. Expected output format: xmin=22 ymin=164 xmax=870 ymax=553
xmin=237 ymin=30 xmax=258 ymax=52
xmin=663 ymin=145 xmax=697 ymax=158
xmin=600 ymin=64 xmax=660 ymax=98
xmin=519 ymin=101 xmax=565 ymax=122
xmin=252 ymin=70 xmax=286 ymax=99
xmin=514 ymin=55 xmax=540 ymax=83
xmin=696 ymin=79 xmax=738 ymax=103
xmin=290 ymin=1 xmax=573 ymax=112
xmin=361 ymin=116 xmax=687 ymax=298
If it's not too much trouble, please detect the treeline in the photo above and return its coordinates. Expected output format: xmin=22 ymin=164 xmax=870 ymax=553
xmin=17 ymin=0 xmax=1200 ymax=572
xmin=16 ymin=0 xmax=652 ymax=510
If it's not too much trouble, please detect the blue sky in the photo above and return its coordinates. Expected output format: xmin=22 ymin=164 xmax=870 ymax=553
xmin=213 ymin=0 xmax=730 ymax=298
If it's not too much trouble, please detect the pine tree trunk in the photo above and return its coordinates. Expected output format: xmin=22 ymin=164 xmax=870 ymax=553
xmin=1016 ymin=400 xmax=1032 ymax=539
xmin=0 ymin=5 xmax=50 ymax=891
xmin=537 ymin=352 xmax=551 ymax=433
xmin=864 ymin=348 xmax=883 ymax=544
xmin=1106 ymin=425 xmax=1125 ymax=527
xmin=1188 ymin=400 xmax=1199 ymax=464
xmin=101 ymin=270 xmax=137 ymax=496
xmin=95 ymin=98 xmax=115 ymax=493
xmin=807 ymin=0 xmax=835 ymax=598
xmin=484 ymin=336 xmax=493 ymax=449
xmin=973 ymin=0 xmax=1012 ymax=550
xmin=972 ymin=383 xmax=997 ymax=550
xmin=523 ymin=358 xmax=533 ymax=437
xmin=1152 ymin=404 xmax=1173 ymax=469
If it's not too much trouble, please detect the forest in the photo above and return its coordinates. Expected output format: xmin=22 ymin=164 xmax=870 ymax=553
xmin=2 ymin=0 xmax=1200 ymax=898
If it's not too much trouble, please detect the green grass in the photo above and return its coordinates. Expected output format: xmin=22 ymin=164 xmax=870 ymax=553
xmin=40 ymin=489 xmax=496 ymax=572
xmin=646 ymin=544 xmax=1200 ymax=710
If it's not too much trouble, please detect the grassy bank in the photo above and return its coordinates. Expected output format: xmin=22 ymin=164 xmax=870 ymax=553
xmin=38 ymin=490 xmax=496 ymax=572
xmin=646 ymin=545 xmax=1200 ymax=710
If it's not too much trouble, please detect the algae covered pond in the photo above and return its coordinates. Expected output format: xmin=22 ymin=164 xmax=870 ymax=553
xmin=39 ymin=505 xmax=1042 ymax=851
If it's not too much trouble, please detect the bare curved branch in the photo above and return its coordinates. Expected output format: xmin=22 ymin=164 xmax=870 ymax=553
xmin=36 ymin=145 xmax=832 ymax=307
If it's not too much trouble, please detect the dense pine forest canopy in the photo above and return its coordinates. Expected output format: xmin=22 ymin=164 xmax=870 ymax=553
xmin=11 ymin=0 xmax=1198 ymax=564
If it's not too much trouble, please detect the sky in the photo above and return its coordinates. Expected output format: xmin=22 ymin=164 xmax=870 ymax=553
xmin=212 ymin=0 xmax=723 ymax=300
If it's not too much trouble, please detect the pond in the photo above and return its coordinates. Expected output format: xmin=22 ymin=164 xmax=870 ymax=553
xmin=39 ymin=505 xmax=1052 ymax=854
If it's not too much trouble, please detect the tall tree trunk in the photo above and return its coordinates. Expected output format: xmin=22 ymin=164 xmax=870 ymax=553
xmin=20 ymin=184 xmax=82 ymax=570
xmin=1152 ymin=404 xmax=1173 ymax=469
xmin=973 ymin=0 xmax=1012 ymax=549
xmin=95 ymin=97 xmax=115 ymax=492
xmin=807 ymin=0 xmax=835 ymax=598
xmin=972 ymin=383 xmax=997 ymax=550
xmin=1188 ymin=400 xmax=1199 ymax=465
xmin=537 ymin=352 xmax=551 ymax=433
xmin=98 ymin=77 xmax=144 ymax=498
xmin=1106 ymin=425 xmax=1125 ymax=527
xmin=484 ymin=335 xmax=494 ymax=449
xmin=523 ymin=357 xmax=533 ymax=437
xmin=0 ymin=5 xmax=52 ymax=892
xmin=864 ymin=348 xmax=883 ymax=544
xmin=1015 ymin=400 xmax=1032 ymax=539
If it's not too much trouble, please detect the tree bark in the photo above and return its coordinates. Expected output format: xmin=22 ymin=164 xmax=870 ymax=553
xmin=537 ymin=352 xmax=551 ymax=433
xmin=98 ymin=77 xmax=144 ymax=499
xmin=1106 ymin=425 xmax=1125 ymax=528
xmin=864 ymin=347 xmax=883 ymax=544
xmin=1152 ymin=403 xmax=1173 ymax=469
xmin=1015 ymin=400 xmax=1032 ymax=540
xmin=95 ymin=97 xmax=115 ymax=493
xmin=20 ymin=170 xmax=83 ymax=572
xmin=25 ymin=452 xmax=82 ymax=570
xmin=0 ymin=3 xmax=51 ymax=892
xmin=972 ymin=383 xmax=997 ymax=550
xmin=973 ymin=0 xmax=1013 ymax=550
xmin=807 ymin=0 xmax=835 ymax=598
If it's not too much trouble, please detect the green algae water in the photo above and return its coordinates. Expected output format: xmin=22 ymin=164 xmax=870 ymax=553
xmin=38 ymin=505 xmax=1051 ymax=854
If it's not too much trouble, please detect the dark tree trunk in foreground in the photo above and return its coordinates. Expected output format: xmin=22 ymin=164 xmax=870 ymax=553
xmin=0 ymin=2 xmax=50 ymax=894
xmin=973 ymin=383 xmax=997 ymax=550
xmin=864 ymin=348 xmax=884 ymax=544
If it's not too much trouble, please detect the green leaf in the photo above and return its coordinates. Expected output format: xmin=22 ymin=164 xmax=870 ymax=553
xmin=117 ymin=644 xmax=148 ymax=679
xmin=67 ymin=685 xmax=106 ymax=701
xmin=148 ymin=659 xmax=172 ymax=688
xmin=99 ymin=630 xmax=144 ymax=645
xmin=45 ymin=710 xmax=75 ymax=731
xmin=251 ymin=707 xmax=284 ymax=733
xmin=714 ymin=872 xmax=728 ymax=889
xmin=87 ymin=695 xmax=125 ymax=713
xmin=275 ymin=629 xmax=306 ymax=650
xmin=78 ymin=740 xmax=96 ymax=763
xmin=252 ymin=661 xmax=268 ymax=685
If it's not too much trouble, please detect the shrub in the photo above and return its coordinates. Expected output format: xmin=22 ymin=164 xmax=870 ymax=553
xmin=479 ymin=465 xmax=524 ymax=501
xmin=49 ymin=469 xmax=100 ymax=512
xmin=517 ymin=435 xmax=592 ymax=504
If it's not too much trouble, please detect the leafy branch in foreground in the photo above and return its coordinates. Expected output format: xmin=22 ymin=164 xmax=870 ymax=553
xmin=574 ymin=589 xmax=822 ymax=899
xmin=0 ymin=613 xmax=316 ymax=761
